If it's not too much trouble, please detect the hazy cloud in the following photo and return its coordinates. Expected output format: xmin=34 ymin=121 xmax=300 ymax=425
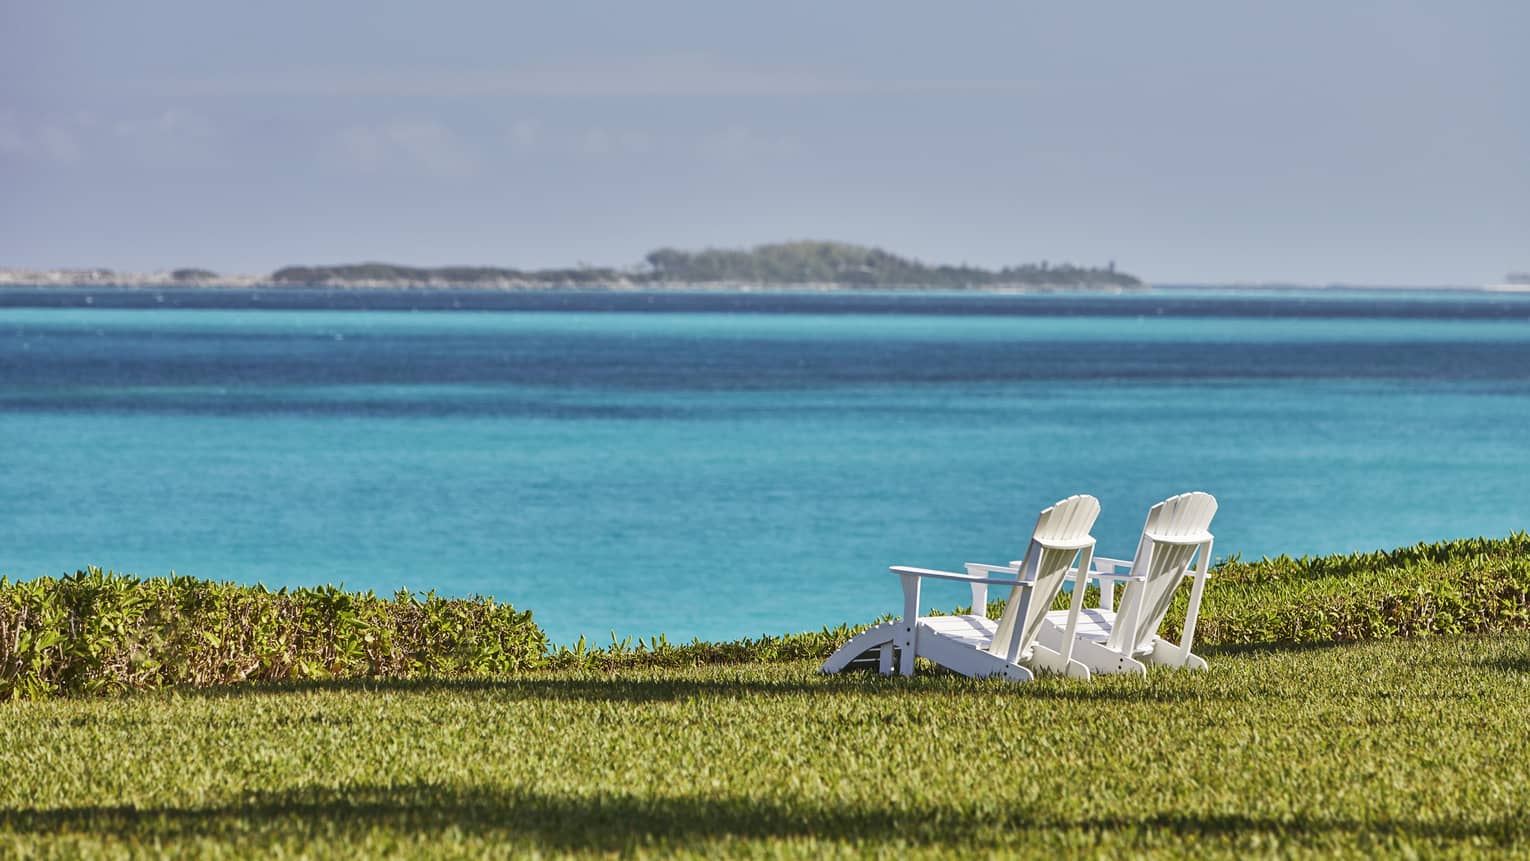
xmin=328 ymin=119 xmax=474 ymax=177
xmin=580 ymin=128 xmax=652 ymax=156
xmin=168 ymin=53 xmax=1037 ymax=99
xmin=0 ymin=113 xmax=83 ymax=163
xmin=506 ymin=119 xmax=542 ymax=151
xmin=697 ymin=125 xmax=803 ymax=161
xmin=503 ymin=120 xmax=654 ymax=158
xmin=0 ymin=109 xmax=217 ymax=166
xmin=109 ymin=109 xmax=218 ymax=165
xmin=112 ymin=109 xmax=213 ymax=142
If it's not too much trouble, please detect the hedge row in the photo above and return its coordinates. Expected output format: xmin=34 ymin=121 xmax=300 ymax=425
xmin=6 ymin=533 xmax=1529 ymax=696
xmin=1183 ymin=532 xmax=1530 ymax=644
xmin=0 ymin=568 xmax=545 ymax=699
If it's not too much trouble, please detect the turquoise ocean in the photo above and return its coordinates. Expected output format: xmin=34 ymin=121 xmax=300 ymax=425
xmin=2 ymin=288 xmax=1528 ymax=644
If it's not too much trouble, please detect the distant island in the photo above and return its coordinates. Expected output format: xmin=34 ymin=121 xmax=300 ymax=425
xmin=0 ymin=241 xmax=1144 ymax=292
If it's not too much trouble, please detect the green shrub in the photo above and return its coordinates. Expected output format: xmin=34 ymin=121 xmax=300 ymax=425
xmin=0 ymin=568 xmax=545 ymax=699
xmin=1187 ymin=532 xmax=1530 ymax=644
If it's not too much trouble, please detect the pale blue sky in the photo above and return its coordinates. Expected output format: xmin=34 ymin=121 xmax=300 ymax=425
xmin=2 ymin=1 xmax=1525 ymax=284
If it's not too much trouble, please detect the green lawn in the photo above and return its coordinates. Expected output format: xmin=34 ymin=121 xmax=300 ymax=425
xmin=4 ymin=634 xmax=1530 ymax=858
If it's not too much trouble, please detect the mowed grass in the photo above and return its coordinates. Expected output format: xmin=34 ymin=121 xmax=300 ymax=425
xmin=4 ymin=635 xmax=1530 ymax=859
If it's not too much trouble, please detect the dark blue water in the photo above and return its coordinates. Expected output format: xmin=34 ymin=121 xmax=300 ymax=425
xmin=3 ymin=288 xmax=1529 ymax=643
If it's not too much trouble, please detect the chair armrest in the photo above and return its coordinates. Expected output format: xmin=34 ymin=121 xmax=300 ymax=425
xmin=889 ymin=565 xmax=1036 ymax=588
xmin=964 ymin=562 xmax=1020 ymax=577
xmin=1142 ymin=530 xmax=1214 ymax=546
xmin=1065 ymin=561 xmax=1147 ymax=583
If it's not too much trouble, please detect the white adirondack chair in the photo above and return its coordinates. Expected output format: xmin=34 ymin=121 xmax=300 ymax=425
xmin=821 ymin=494 xmax=1100 ymax=683
xmin=1036 ymin=491 xmax=1217 ymax=676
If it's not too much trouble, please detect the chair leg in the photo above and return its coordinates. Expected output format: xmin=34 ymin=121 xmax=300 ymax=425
xmin=1026 ymin=643 xmax=1091 ymax=680
xmin=1173 ymin=539 xmax=1213 ymax=669
xmin=819 ymin=621 xmax=900 ymax=675
xmin=899 ymin=572 xmax=921 ymax=677
xmin=1149 ymin=639 xmax=1208 ymax=671
xmin=1037 ymin=631 xmax=1146 ymax=677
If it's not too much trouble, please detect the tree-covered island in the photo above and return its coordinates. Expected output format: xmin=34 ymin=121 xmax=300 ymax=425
xmin=270 ymin=241 xmax=1143 ymax=290
xmin=0 ymin=241 xmax=1144 ymax=290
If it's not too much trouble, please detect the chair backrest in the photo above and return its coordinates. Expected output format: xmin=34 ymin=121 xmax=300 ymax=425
xmin=987 ymin=494 xmax=1100 ymax=662
xmin=1110 ymin=491 xmax=1218 ymax=655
